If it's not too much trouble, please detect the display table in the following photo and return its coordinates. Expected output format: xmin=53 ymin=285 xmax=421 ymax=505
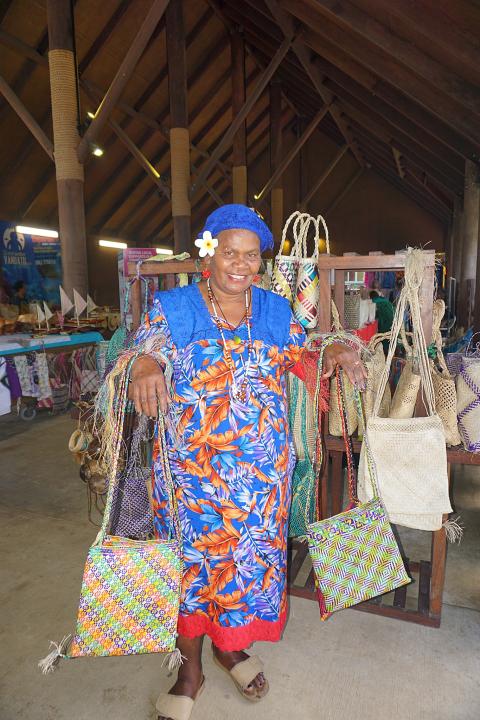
xmin=0 ymin=331 xmax=103 ymax=356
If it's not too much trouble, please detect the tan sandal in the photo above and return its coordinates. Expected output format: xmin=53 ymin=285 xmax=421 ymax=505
xmin=213 ymin=653 xmax=269 ymax=702
xmin=156 ymin=677 xmax=205 ymax=720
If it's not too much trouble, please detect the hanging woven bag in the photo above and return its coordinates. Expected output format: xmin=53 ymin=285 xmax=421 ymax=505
xmin=456 ymin=333 xmax=480 ymax=452
xmin=270 ymin=211 xmax=301 ymax=302
xmin=357 ymin=248 xmax=452 ymax=531
xmin=359 ymin=332 xmax=392 ymax=436
xmin=388 ymin=323 xmax=420 ymax=419
xmin=429 ymin=300 xmax=462 ymax=447
xmin=39 ymin=352 xmax=183 ymax=672
xmin=307 ymin=364 xmax=410 ymax=620
xmin=292 ymin=214 xmax=326 ymax=329
xmin=328 ymin=300 xmax=358 ymax=436
xmin=288 ymin=371 xmax=317 ymax=537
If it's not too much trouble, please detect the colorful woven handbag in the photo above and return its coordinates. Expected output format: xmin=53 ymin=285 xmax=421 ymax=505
xmin=270 ymin=211 xmax=301 ymax=302
xmin=307 ymin=368 xmax=410 ymax=620
xmin=39 ymin=355 xmax=183 ymax=672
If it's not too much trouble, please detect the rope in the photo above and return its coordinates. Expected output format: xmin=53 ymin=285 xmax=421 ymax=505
xmin=48 ymin=50 xmax=84 ymax=181
xmin=170 ymin=127 xmax=191 ymax=216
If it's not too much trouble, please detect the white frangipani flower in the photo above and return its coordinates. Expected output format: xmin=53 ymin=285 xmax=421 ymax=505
xmin=194 ymin=230 xmax=218 ymax=257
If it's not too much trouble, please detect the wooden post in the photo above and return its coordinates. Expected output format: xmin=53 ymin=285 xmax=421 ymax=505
xmin=46 ymin=0 xmax=88 ymax=297
xmin=270 ymin=80 xmax=283 ymax=245
xmin=231 ymin=31 xmax=247 ymax=204
xmin=166 ymin=0 xmax=191 ymax=253
xmin=474 ymin=192 xmax=480 ymax=333
xmin=458 ymin=159 xmax=480 ymax=327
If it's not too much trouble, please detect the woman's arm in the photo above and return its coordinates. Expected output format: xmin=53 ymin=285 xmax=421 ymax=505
xmin=128 ymin=295 xmax=174 ymax=417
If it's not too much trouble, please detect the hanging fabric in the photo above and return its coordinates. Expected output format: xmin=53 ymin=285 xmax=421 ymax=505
xmin=358 ymin=248 xmax=452 ymax=531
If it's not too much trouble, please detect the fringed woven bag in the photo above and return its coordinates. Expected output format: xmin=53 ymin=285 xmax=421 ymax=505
xmin=39 ymin=352 xmax=183 ymax=672
xmin=307 ymin=367 xmax=410 ymax=620
xmin=270 ymin=211 xmax=301 ymax=302
xmin=358 ymin=249 xmax=452 ymax=531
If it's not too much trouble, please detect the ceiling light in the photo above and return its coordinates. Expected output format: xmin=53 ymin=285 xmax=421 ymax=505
xmin=92 ymin=145 xmax=104 ymax=157
xmin=87 ymin=111 xmax=95 ymax=119
xmin=155 ymin=247 xmax=173 ymax=255
xmin=99 ymin=239 xmax=127 ymax=250
xmin=16 ymin=225 xmax=58 ymax=238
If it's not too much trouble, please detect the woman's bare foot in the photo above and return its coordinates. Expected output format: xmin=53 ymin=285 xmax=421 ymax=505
xmin=212 ymin=645 xmax=266 ymax=698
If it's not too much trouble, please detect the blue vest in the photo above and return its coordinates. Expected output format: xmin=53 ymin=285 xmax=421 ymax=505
xmin=155 ymin=284 xmax=292 ymax=350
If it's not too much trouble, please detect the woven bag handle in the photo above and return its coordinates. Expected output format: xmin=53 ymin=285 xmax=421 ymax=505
xmin=95 ymin=355 xmax=181 ymax=546
xmin=336 ymin=368 xmax=358 ymax=505
xmin=277 ymin=211 xmax=301 ymax=258
xmin=372 ymin=249 xmax=436 ymax=417
xmin=292 ymin=212 xmax=315 ymax=260
xmin=316 ymin=214 xmax=330 ymax=255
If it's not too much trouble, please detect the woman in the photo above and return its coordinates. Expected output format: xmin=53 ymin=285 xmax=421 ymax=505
xmin=130 ymin=205 xmax=366 ymax=720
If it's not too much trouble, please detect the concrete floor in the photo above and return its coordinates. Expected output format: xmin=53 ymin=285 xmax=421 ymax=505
xmin=1 ymin=413 xmax=479 ymax=720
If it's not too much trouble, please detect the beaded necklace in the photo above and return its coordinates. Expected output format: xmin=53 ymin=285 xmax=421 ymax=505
xmin=206 ymin=278 xmax=254 ymax=402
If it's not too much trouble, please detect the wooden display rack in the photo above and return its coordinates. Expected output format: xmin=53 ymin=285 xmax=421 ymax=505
xmin=288 ymin=251 xmax=480 ymax=627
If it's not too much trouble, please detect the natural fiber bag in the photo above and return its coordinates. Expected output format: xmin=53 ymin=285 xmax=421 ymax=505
xmin=328 ymin=301 xmax=358 ymax=436
xmin=308 ymin=370 xmax=410 ymax=619
xmin=358 ymin=249 xmax=452 ymax=531
xmin=389 ymin=325 xmax=420 ymax=419
xmin=39 ymin=354 xmax=182 ymax=672
xmin=362 ymin=332 xmax=392 ymax=428
xmin=270 ymin=211 xmax=300 ymax=302
xmin=457 ymin=348 xmax=480 ymax=452
xmin=429 ymin=300 xmax=462 ymax=447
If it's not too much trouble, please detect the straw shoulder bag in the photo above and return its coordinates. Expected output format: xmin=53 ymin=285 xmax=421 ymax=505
xmin=40 ymin=354 xmax=183 ymax=672
xmin=307 ymin=368 xmax=410 ymax=620
xmin=358 ymin=249 xmax=452 ymax=531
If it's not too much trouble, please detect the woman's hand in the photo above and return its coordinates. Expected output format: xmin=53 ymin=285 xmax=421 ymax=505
xmin=128 ymin=355 xmax=170 ymax=417
xmin=322 ymin=342 xmax=367 ymax=390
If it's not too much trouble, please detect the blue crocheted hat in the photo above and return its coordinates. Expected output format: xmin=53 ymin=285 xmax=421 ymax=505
xmin=201 ymin=204 xmax=273 ymax=252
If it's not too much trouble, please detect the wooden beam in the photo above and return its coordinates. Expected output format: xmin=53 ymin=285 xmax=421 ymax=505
xmin=0 ymin=74 xmax=53 ymax=160
xmin=254 ymin=105 xmax=329 ymax=203
xmin=190 ymin=35 xmax=292 ymax=193
xmin=392 ymin=146 xmax=405 ymax=179
xmin=77 ymin=0 xmax=170 ymax=162
xmin=305 ymin=0 xmax=480 ymax=118
xmin=363 ymin=0 xmax=480 ymax=84
xmin=78 ymin=1 xmax=131 ymax=74
xmin=302 ymin=30 xmax=478 ymax=162
xmin=284 ymin=0 xmax=480 ymax=148
xmin=325 ymin=168 xmax=363 ymax=215
xmin=109 ymin=119 xmax=170 ymax=198
xmin=166 ymin=0 xmax=190 ymax=253
xmin=459 ymin=159 xmax=480 ymax=326
xmin=264 ymin=0 xmax=363 ymax=167
xmin=231 ymin=30 xmax=247 ymax=203
xmin=300 ymin=143 xmax=349 ymax=208
xmin=0 ymin=28 xmax=48 ymax=66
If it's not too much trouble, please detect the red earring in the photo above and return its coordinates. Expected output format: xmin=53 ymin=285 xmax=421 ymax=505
xmin=253 ymin=274 xmax=261 ymax=282
xmin=201 ymin=269 xmax=211 ymax=279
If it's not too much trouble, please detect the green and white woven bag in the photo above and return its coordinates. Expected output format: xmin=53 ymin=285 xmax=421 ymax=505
xmin=307 ymin=371 xmax=410 ymax=620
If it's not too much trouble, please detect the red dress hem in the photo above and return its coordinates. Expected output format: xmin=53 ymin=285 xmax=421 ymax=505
xmin=177 ymin=609 xmax=288 ymax=652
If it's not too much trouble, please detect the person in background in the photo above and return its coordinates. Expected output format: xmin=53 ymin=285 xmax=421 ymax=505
xmin=370 ymin=289 xmax=394 ymax=334
xmin=11 ymin=280 xmax=30 ymax=314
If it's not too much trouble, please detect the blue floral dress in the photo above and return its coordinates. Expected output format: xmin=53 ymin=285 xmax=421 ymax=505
xmin=134 ymin=283 xmax=305 ymax=651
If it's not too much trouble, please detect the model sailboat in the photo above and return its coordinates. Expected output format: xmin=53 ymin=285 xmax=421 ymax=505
xmin=73 ymin=289 xmax=87 ymax=326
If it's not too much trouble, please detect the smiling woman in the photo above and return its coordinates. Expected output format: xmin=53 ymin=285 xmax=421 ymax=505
xmin=125 ymin=204 xmax=365 ymax=720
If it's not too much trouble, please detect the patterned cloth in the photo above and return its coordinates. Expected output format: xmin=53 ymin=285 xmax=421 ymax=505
xmin=134 ymin=284 xmax=305 ymax=651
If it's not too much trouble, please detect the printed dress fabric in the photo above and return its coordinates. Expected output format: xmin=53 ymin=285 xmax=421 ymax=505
xmin=134 ymin=284 xmax=305 ymax=651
